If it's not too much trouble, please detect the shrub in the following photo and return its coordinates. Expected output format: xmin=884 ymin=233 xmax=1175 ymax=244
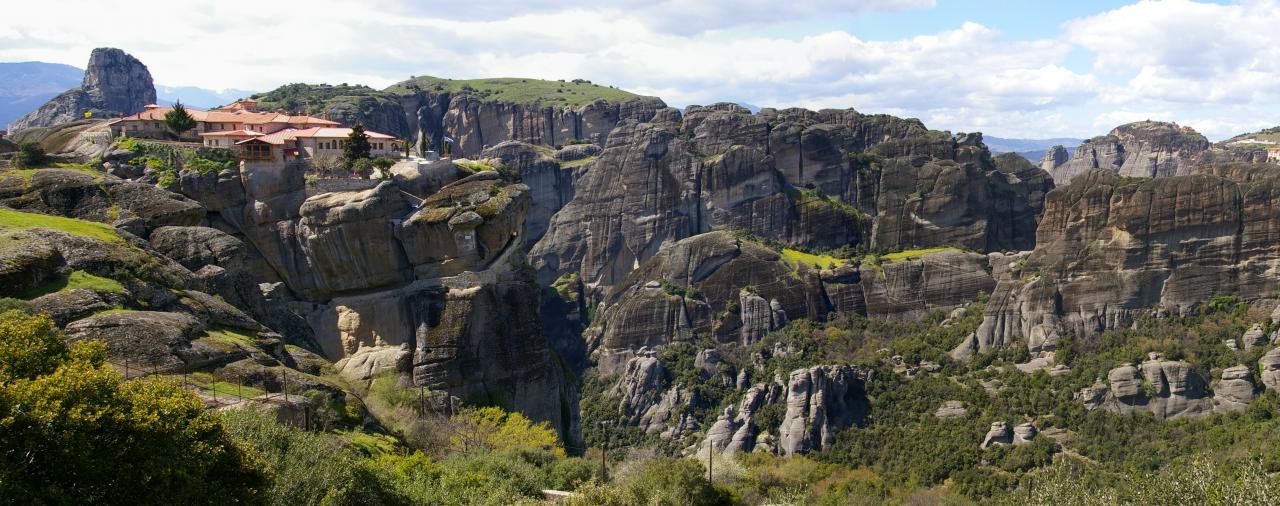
xmin=220 ymin=409 xmax=396 ymax=505
xmin=350 ymin=158 xmax=374 ymax=178
xmin=372 ymin=156 xmax=396 ymax=170
xmin=0 ymin=311 xmax=267 ymax=504
xmin=11 ymin=141 xmax=46 ymax=168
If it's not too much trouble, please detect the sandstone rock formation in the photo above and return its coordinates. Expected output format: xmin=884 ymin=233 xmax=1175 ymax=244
xmin=1039 ymin=121 xmax=1211 ymax=183
xmin=778 ymin=365 xmax=872 ymax=455
xmin=591 ymin=231 xmax=995 ymax=373
xmin=1214 ymin=365 xmax=1258 ymax=413
xmin=981 ymin=421 xmax=1012 ymax=448
xmin=963 ymin=165 xmax=1280 ymax=358
xmin=9 ymin=48 xmax=155 ymax=131
xmin=1012 ymin=423 xmax=1037 ymax=445
xmin=1077 ymin=356 xmax=1213 ymax=420
xmin=529 ymin=104 xmax=1050 ymax=301
xmin=1261 ymin=348 xmax=1280 ymax=392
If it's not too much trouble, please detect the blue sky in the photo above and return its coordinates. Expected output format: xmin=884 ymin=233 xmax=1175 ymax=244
xmin=1 ymin=0 xmax=1276 ymax=140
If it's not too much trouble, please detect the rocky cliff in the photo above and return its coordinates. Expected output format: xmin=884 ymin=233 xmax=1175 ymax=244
xmin=529 ymin=104 xmax=1049 ymax=303
xmin=9 ymin=48 xmax=155 ymax=131
xmin=1038 ymin=121 xmax=1211 ymax=184
xmin=957 ymin=164 xmax=1280 ymax=360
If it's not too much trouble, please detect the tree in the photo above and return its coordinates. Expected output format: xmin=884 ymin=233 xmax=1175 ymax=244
xmin=351 ymin=158 xmax=375 ymax=179
xmin=0 ymin=310 xmax=268 ymax=504
xmin=11 ymin=141 xmax=46 ymax=168
xmin=343 ymin=124 xmax=372 ymax=167
xmin=448 ymin=406 xmax=564 ymax=457
xmin=164 ymin=101 xmax=197 ymax=139
xmin=309 ymin=154 xmax=343 ymax=178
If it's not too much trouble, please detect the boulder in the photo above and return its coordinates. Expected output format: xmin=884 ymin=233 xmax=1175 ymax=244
xmin=1083 ymin=358 xmax=1213 ymax=420
xmin=63 ymin=311 xmax=228 ymax=369
xmin=1214 ymin=365 xmax=1257 ymax=413
xmin=149 ymin=226 xmax=245 ymax=271
xmin=0 ymin=230 xmax=63 ymax=297
xmin=1261 ymin=349 xmax=1280 ymax=392
xmin=1242 ymin=324 xmax=1268 ymax=350
xmin=981 ymin=421 xmax=1012 ymax=449
xmin=28 ymin=288 xmax=118 ymax=326
xmin=1012 ymin=423 xmax=1038 ymax=445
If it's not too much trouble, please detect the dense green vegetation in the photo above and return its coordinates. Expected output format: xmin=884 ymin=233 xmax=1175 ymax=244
xmin=0 ymin=311 xmax=267 ymax=504
xmin=251 ymin=83 xmax=402 ymax=116
xmin=115 ymin=136 xmax=236 ymax=188
xmin=577 ymin=293 xmax=1280 ymax=503
xmin=386 ymin=76 xmax=642 ymax=107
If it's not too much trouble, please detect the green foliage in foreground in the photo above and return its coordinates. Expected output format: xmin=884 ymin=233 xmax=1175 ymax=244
xmin=0 ymin=311 xmax=267 ymax=505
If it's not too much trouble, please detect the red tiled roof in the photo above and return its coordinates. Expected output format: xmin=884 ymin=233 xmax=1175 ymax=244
xmin=294 ymin=127 xmax=396 ymax=140
xmin=199 ymin=129 xmax=263 ymax=137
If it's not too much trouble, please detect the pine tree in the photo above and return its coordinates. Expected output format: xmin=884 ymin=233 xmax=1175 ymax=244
xmin=163 ymin=101 xmax=197 ymax=139
xmin=343 ymin=124 xmax=372 ymax=167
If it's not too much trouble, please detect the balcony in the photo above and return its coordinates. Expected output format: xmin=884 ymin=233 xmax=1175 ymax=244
xmin=238 ymin=145 xmax=274 ymax=161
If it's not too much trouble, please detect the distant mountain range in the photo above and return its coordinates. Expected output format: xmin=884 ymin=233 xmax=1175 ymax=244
xmin=1 ymin=61 xmax=256 ymax=130
xmin=984 ymin=135 xmax=1083 ymax=163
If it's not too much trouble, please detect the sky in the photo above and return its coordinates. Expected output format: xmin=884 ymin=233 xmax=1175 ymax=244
xmin=0 ymin=0 xmax=1276 ymax=140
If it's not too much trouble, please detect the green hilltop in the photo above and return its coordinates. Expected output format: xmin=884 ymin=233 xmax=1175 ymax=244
xmin=384 ymin=76 xmax=643 ymax=107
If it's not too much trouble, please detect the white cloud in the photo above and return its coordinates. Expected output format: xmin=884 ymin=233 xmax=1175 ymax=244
xmin=1 ymin=0 xmax=1279 ymax=139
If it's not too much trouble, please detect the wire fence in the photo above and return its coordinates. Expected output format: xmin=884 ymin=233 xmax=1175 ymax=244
xmin=105 ymin=358 xmax=319 ymax=430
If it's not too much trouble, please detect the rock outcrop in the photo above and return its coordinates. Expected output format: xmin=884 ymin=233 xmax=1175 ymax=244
xmin=589 ymin=231 xmax=995 ymax=373
xmin=1261 ymin=348 xmax=1280 ymax=392
xmin=1039 ymin=121 xmax=1211 ymax=183
xmin=9 ymin=48 xmax=155 ymax=131
xmin=1077 ymin=355 xmax=1213 ymax=420
xmin=1214 ymin=365 xmax=1258 ymax=413
xmin=981 ymin=421 xmax=1012 ymax=449
xmin=964 ymin=165 xmax=1280 ymax=358
xmin=778 ymin=365 xmax=873 ymax=455
xmin=529 ymin=105 xmax=1050 ymax=301
xmin=934 ymin=400 xmax=967 ymax=419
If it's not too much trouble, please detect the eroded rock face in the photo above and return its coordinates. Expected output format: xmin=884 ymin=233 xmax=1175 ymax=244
xmin=778 ymin=365 xmax=873 ymax=456
xmin=592 ymin=232 xmax=995 ymax=371
xmin=1040 ymin=121 xmax=1211 ymax=184
xmin=1261 ymin=349 xmax=1280 ymax=392
xmin=529 ymin=105 xmax=1049 ymax=301
xmin=1079 ymin=357 xmax=1213 ymax=420
xmin=394 ymin=83 xmax=667 ymax=158
xmin=968 ymin=165 xmax=1280 ymax=357
xmin=10 ymin=48 xmax=155 ymax=131
xmin=1 ymin=169 xmax=204 ymax=234
xmin=1214 ymin=365 xmax=1258 ymax=413
xmin=703 ymin=381 xmax=785 ymax=455
xmin=981 ymin=421 xmax=1012 ymax=449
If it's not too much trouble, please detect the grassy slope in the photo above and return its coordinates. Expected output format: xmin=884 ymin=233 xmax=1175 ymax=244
xmin=880 ymin=247 xmax=958 ymax=263
xmin=0 ymin=208 xmax=124 ymax=244
xmin=17 ymin=270 xmax=126 ymax=299
xmin=2 ymin=163 xmax=104 ymax=183
xmin=385 ymin=76 xmax=642 ymax=107
xmin=781 ymin=248 xmax=848 ymax=269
